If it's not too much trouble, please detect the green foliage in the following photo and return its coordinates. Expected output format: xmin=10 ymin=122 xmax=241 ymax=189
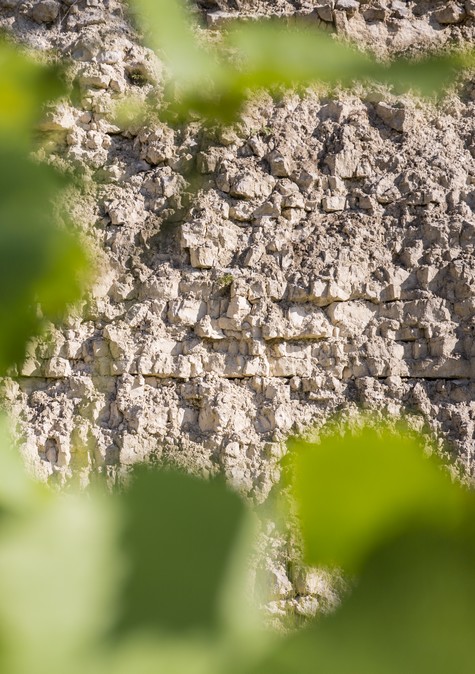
xmin=0 ymin=419 xmax=474 ymax=674
xmin=251 ymin=424 xmax=475 ymax=673
xmin=129 ymin=0 xmax=474 ymax=122
xmin=0 ymin=421 xmax=118 ymax=674
xmin=0 ymin=41 xmax=90 ymax=374
xmin=0 ymin=420 xmax=264 ymax=674
xmin=0 ymin=41 xmax=64 ymax=149
xmin=286 ymin=424 xmax=467 ymax=573
xmin=0 ymin=152 xmax=88 ymax=372
xmin=114 ymin=466 xmax=245 ymax=635
xmin=217 ymin=273 xmax=234 ymax=288
xmin=251 ymin=529 xmax=475 ymax=674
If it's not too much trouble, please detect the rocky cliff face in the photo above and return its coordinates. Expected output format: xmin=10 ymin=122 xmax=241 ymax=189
xmin=1 ymin=0 xmax=475 ymax=616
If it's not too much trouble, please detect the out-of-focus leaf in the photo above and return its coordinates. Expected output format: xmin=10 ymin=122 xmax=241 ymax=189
xmin=287 ymin=424 xmax=466 ymax=573
xmin=227 ymin=23 xmax=473 ymax=98
xmin=0 ymin=426 xmax=119 ymax=674
xmin=0 ymin=41 xmax=64 ymax=147
xmin=129 ymin=0 xmax=474 ymax=122
xmin=381 ymin=51 xmax=475 ymax=97
xmin=90 ymin=635 xmax=224 ymax=674
xmin=33 ymin=223 xmax=89 ymax=317
xmin=0 ymin=151 xmax=89 ymax=373
xmin=250 ymin=526 xmax=475 ymax=674
xmin=227 ymin=22 xmax=377 ymax=90
xmin=114 ymin=466 xmax=246 ymax=635
xmin=131 ymin=0 xmax=223 ymax=85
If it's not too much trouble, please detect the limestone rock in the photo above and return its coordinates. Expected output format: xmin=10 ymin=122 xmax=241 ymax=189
xmin=335 ymin=0 xmax=359 ymax=16
xmin=375 ymin=102 xmax=410 ymax=132
xmin=322 ymin=195 xmax=346 ymax=212
xmin=0 ymin=0 xmax=20 ymax=9
xmin=266 ymin=150 xmax=295 ymax=178
xmin=434 ymin=3 xmax=466 ymax=23
xmin=29 ymin=0 xmax=60 ymax=23
xmin=316 ymin=4 xmax=334 ymax=22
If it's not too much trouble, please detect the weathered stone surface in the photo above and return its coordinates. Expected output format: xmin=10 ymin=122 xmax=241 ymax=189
xmin=335 ymin=0 xmax=359 ymax=16
xmin=29 ymin=0 xmax=60 ymax=23
xmin=322 ymin=195 xmax=346 ymax=212
xmin=2 ymin=0 xmax=475 ymax=617
xmin=434 ymin=2 xmax=466 ymax=23
xmin=375 ymin=102 xmax=410 ymax=132
xmin=316 ymin=4 xmax=334 ymax=22
xmin=0 ymin=0 xmax=20 ymax=9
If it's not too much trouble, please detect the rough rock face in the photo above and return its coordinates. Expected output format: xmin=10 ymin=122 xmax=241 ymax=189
xmin=1 ymin=0 xmax=475 ymax=617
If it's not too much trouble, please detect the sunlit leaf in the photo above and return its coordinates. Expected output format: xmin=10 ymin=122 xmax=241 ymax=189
xmin=227 ymin=23 xmax=474 ymax=98
xmin=227 ymin=21 xmax=377 ymax=89
xmin=0 ymin=426 xmax=119 ymax=674
xmin=89 ymin=634 xmax=225 ymax=674
xmin=0 ymin=151 xmax=89 ymax=373
xmin=0 ymin=41 xmax=64 ymax=148
xmin=250 ymin=525 xmax=475 ymax=674
xmin=114 ymin=466 xmax=246 ymax=635
xmin=287 ymin=424 xmax=466 ymax=573
xmin=381 ymin=51 xmax=475 ymax=97
xmin=131 ymin=0 xmax=222 ymax=85
xmin=128 ymin=0 xmax=474 ymax=123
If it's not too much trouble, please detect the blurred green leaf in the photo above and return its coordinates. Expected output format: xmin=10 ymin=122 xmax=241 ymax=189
xmin=227 ymin=21 xmax=376 ymax=90
xmin=102 ymin=637 xmax=218 ymax=674
xmin=0 ymin=40 xmax=65 ymax=148
xmin=0 ymin=39 xmax=89 ymax=374
xmin=114 ymin=466 xmax=246 ymax=635
xmin=131 ymin=0 xmax=223 ymax=85
xmin=227 ymin=23 xmax=474 ymax=98
xmin=0 ymin=151 xmax=89 ymax=373
xmin=250 ymin=525 xmax=475 ymax=674
xmin=287 ymin=424 xmax=466 ymax=573
xmin=381 ymin=51 xmax=475 ymax=97
xmin=129 ymin=0 xmax=474 ymax=122
xmin=253 ymin=424 xmax=475 ymax=673
xmin=0 ymin=423 xmax=119 ymax=674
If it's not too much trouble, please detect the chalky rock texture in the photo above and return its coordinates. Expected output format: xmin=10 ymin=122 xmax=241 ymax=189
xmin=1 ymin=0 xmax=475 ymax=615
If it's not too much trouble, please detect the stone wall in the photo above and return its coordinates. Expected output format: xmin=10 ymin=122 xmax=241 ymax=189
xmin=1 ymin=1 xmax=475 ymax=612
